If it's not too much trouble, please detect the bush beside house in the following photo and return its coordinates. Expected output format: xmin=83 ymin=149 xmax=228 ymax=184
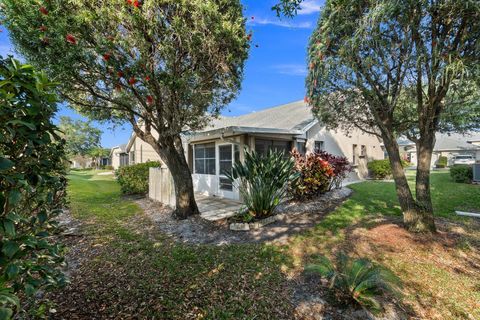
xmin=450 ymin=165 xmax=473 ymax=183
xmin=116 ymin=161 xmax=161 ymax=195
xmin=290 ymin=150 xmax=351 ymax=200
xmin=368 ymin=159 xmax=410 ymax=180
xmin=436 ymin=156 xmax=448 ymax=168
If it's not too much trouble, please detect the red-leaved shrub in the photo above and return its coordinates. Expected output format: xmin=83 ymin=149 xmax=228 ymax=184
xmin=290 ymin=149 xmax=351 ymax=199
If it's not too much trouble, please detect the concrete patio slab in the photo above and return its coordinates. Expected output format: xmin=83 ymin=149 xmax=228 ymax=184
xmin=196 ymin=193 xmax=242 ymax=221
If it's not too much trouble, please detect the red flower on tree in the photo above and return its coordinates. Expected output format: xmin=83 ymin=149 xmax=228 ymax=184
xmin=66 ymin=34 xmax=77 ymax=44
xmin=117 ymin=71 xmax=124 ymax=78
xmin=146 ymin=95 xmax=154 ymax=105
xmin=115 ymin=84 xmax=122 ymax=92
xmin=39 ymin=7 xmax=48 ymax=15
xmin=39 ymin=25 xmax=47 ymax=32
xmin=103 ymin=53 xmax=111 ymax=61
xmin=133 ymin=0 xmax=141 ymax=8
xmin=145 ymin=76 xmax=150 ymax=82
xmin=128 ymin=77 xmax=136 ymax=85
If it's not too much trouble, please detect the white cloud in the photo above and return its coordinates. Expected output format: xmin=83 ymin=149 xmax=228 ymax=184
xmin=247 ymin=18 xmax=313 ymax=29
xmin=297 ymin=0 xmax=322 ymax=15
xmin=272 ymin=64 xmax=307 ymax=76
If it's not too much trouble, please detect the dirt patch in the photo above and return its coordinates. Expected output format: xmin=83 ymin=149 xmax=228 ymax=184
xmin=137 ymin=188 xmax=352 ymax=245
xmin=343 ymin=218 xmax=480 ymax=320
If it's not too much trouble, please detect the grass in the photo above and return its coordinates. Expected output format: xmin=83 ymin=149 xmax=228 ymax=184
xmin=54 ymin=170 xmax=294 ymax=319
xmin=53 ymin=169 xmax=480 ymax=319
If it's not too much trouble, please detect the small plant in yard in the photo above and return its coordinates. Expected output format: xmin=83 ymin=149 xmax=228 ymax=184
xmin=115 ymin=161 xmax=161 ymax=195
xmin=450 ymin=165 xmax=473 ymax=184
xmin=305 ymin=252 xmax=402 ymax=314
xmin=225 ymin=150 xmax=297 ymax=219
xmin=436 ymin=156 xmax=448 ymax=168
xmin=290 ymin=150 xmax=351 ymax=199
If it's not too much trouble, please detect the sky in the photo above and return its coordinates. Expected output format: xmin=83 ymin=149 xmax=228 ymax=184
xmin=0 ymin=0 xmax=324 ymax=148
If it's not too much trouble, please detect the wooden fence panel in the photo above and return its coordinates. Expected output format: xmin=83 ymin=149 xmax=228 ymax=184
xmin=149 ymin=167 xmax=176 ymax=208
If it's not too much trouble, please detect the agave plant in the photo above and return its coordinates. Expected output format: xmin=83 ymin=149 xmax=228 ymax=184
xmin=305 ymin=252 xmax=402 ymax=314
xmin=225 ymin=149 xmax=298 ymax=219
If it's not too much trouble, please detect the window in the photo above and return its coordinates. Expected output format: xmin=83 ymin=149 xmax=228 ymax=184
xmin=130 ymin=151 xmax=135 ymax=164
xmin=219 ymin=145 xmax=233 ymax=175
xmin=352 ymin=144 xmax=358 ymax=164
xmin=255 ymin=139 xmax=291 ymax=156
xmin=360 ymin=145 xmax=367 ymax=158
xmin=314 ymin=141 xmax=324 ymax=152
xmin=194 ymin=143 xmax=215 ymax=175
xmin=219 ymin=177 xmax=233 ymax=191
xmin=296 ymin=141 xmax=306 ymax=155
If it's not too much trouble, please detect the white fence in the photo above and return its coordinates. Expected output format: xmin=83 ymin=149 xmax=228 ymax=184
xmin=149 ymin=167 xmax=176 ymax=208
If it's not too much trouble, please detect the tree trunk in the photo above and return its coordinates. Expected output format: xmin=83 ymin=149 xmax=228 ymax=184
xmin=382 ymin=132 xmax=435 ymax=232
xmin=156 ymin=135 xmax=199 ymax=219
xmin=411 ymin=136 xmax=436 ymax=232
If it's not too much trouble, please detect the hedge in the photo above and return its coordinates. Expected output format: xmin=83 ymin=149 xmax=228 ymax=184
xmin=450 ymin=165 xmax=473 ymax=183
xmin=367 ymin=159 xmax=410 ymax=179
xmin=436 ymin=156 xmax=448 ymax=168
xmin=115 ymin=161 xmax=161 ymax=194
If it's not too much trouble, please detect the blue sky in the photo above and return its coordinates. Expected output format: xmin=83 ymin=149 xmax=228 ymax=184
xmin=0 ymin=0 xmax=323 ymax=148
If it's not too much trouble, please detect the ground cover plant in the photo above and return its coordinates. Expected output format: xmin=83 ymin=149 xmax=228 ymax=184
xmin=0 ymin=57 xmax=67 ymax=318
xmin=305 ymin=252 xmax=402 ymax=314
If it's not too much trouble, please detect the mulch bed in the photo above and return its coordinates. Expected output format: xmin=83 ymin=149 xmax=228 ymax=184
xmin=137 ymin=187 xmax=353 ymax=245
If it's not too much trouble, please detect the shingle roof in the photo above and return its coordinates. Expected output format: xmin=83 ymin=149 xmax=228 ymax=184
xmin=433 ymin=132 xmax=480 ymax=151
xmin=201 ymin=100 xmax=316 ymax=133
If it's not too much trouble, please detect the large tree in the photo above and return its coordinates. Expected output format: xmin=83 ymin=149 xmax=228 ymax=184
xmin=2 ymin=0 xmax=249 ymax=218
xmin=58 ymin=116 xmax=102 ymax=157
xmin=279 ymin=0 xmax=480 ymax=232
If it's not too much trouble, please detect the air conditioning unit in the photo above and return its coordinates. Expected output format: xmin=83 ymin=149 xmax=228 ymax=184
xmin=474 ymin=164 xmax=480 ymax=183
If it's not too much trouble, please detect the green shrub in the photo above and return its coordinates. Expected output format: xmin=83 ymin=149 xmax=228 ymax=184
xmin=0 ymin=57 xmax=67 ymax=317
xmin=104 ymin=165 xmax=114 ymax=170
xmin=450 ymin=165 xmax=473 ymax=183
xmin=436 ymin=156 xmax=448 ymax=168
xmin=115 ymin=161 xmax=161 ymax=194
xmin=367 ymin=159 xmax=409 ymax=179
xmin=306 ymin=252 xmax=402 ymax=314
xmin=225 ymin=150 xmax=298 ymax=219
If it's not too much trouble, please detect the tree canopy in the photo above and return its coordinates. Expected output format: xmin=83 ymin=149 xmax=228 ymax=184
xmin=273 ymin=0 xmax=480 ymax=232
xmin=58 ymin=116 xmax=102 ymax=157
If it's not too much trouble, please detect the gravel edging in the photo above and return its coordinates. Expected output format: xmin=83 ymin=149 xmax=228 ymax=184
xmin=136 ymin=187 xmax=353 ymax=245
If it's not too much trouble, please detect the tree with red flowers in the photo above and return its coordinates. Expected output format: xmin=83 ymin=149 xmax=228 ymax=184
xmin=2 ymin=0 xmax=249 ymax=219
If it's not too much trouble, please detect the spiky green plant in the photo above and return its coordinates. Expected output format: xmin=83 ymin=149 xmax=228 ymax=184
xmin=305 ymin=252 xmax=402 ymax=314
xmin=225 ymin=149 xmax=298 ymax=219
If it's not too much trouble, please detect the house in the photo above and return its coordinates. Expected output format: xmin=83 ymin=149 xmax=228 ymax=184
xmin=399 ymin=132 xmax=480 ymax=167
xmin=110 ymin=144 xmax=130 ymax=170
xmin=126 ymin=100 xmax=385 ymax=200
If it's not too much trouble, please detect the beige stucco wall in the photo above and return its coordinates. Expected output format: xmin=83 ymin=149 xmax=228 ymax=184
xmin=111 ymin=148 xmax=122 ymax=170
xmin=129 ymin=137 xmax=162 ymax=164
xmin=306 ymin=124 xmax=384 ymax=178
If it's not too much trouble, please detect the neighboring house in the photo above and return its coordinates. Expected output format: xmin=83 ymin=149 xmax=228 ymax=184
xmin=110 ymin=144 xmax=129 ymax=170
xmin=127 ymin=100 xmax=384 ymax=200
xmin=125 ymin=130 xmax=163 ymax=165
xmin=399 ymin=132 xmax=480 ymax=167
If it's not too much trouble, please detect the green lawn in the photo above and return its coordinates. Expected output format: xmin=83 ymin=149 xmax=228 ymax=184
xmin=53 ymin=169 xmax=480 ymax=319
xmin=55 ymin=170 xmax=293 ymax=319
